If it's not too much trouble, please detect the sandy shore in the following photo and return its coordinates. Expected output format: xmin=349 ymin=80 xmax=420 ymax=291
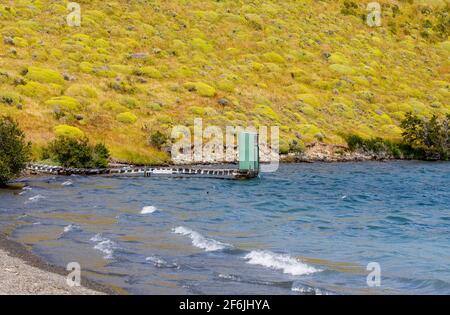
xmin=0 ymin=233 xmax=114 ymax=295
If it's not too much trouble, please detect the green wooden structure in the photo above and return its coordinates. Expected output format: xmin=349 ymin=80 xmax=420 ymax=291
xmin=238 ymin=132 xmax=259 ymax=172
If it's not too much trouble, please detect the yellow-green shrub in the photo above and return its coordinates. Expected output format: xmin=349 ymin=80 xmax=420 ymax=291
xmin=0 ymin=90 xmax=22 ymax=105
xmin=54 ymin=125 xmax=85 ymax=139
xmin=183 ymin=82 xmax=216 ymax=97
xmin=329 ymin=53 xmax=350 ymax=64
xmin=110 ymin=64 xmax=134 ymax=75
xmin=189 ymin=106 xmax=206 ymax=116
xmin=116 ymin=112 xmax=137 ymax=124
xmin=45 ymin=96 xmax=81 ymax=111
xmin=255 ymin=105 xmax=279 ymax=121
xmin=263 ymin=52 xmax=285 ymax=63
xmin=18 ymin=81 xmax=50 ymax=97
xmin=329 ymin=64 xmax=356 ymax=75
xmin=191 ymin=38 xmax=213 ymax=53
xmin=25 ymin=66 xmax=64 ymax=84
xmin=66 ymin=84 xmax=98 ymax=99
xmin=138 ymin=66 xmax=163 ymax=79
xmin=216 ymin=79 xmax=235 ymax=92
xmin=101 ymin=100 xmax=128 ymax=113
xmin=296 ymin=124 xmax=323 ymax=143
xmin=297 ymin=94 xmax=321 ymax=107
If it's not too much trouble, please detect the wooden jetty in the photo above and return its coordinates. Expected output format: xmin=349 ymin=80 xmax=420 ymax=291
xmin=26 ymin=132 xmax=261 ymax=180
xmin=26 ymin=163 xmax=259 ymax=180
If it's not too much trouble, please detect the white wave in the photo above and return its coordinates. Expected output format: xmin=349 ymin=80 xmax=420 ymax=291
xmin=25 ymin=194 xmax=45 ymax=204
xmin=63 ymin=224 xmax=81 ymax=233
xmin=90 ymin=233 xmax=104 ymax=243
xmin=146 ymin=256 xmax=166 ymax=265
xmin=61 ymin=180 xmax=73 ymax=186
xmin=141 ymin=206 xmax=157 ymax=214
xmin=19 ymin=186 xmax=32 ymax=195
xmin=146 ymin=256 xmax=179 ymax=269
xmin=218 ymin=273 xmax=241 ymax=281
xmin=292 ymin=286 xmax=324 ymax=295
xmin=172 ymin=226 xmax=231 ymax=252
xmin=90 ymin=233 xmax=116 ymax=259
xmin=243 ymin=251 xmax=319 ymax=276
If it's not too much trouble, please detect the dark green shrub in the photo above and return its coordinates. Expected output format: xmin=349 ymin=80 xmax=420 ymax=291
xmin=341 ymin=1 xmax=359 ymax=16
xmin=0 ymin=116 xmax=31 ymax=185
xmin=92 ymin=143 xmax=110 ymax=168
xmin=45 ymin=137 xmax=110 ymax=168
xmin=345 ymin=134 xmax=403 ymax=158
xmin=289 ymin=140 xmax=305 ymax=154
xmin=433 ymin=6 xmax=450 ymax=40
xmin=149 ymin=131 xmax=168 ymax=149
xmin=347 ymin=113 xmax=450 ymax=161
xmin=401 ymin=112 xmax=449 ymax=160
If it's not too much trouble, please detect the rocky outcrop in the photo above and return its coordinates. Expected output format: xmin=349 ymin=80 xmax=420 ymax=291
xmin=170 ymin=142 xmax=390 ymax=165
xmin=282 ymin=143 xmax=381 ymax=163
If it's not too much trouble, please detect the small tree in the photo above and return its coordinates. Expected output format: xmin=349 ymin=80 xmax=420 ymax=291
xmin=45 ymin=137 xmax=110 ymax=168
xmin=149 ymin=131 xmax=168 ymax=149
xmin=400 ymin=112 xmax=450 ymax=160
xmin=0 ymin=117 xmax=31 ymax=185
xmin=400 ymin=112 xmax=424 ymax=147
xmin=92 ymin=143 xmax=110 ymax=168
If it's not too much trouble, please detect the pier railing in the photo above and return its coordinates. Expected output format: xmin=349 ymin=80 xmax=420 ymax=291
xmin=26 ymin=163 xmax=258 ymax=180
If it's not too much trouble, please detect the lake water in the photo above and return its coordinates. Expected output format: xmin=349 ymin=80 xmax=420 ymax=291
xmin=0 ymin=162 xmax=449 ymax=295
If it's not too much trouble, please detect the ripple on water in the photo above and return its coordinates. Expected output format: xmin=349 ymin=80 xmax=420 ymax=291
xmin=2 ymin=161 xmax=449 ymax=294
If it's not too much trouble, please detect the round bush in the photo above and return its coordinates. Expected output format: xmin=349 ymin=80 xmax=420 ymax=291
xmin=116 ymin=112 xmax=137 ymax=124
xmin=54 ymin=125 xmax=85 ymax=139
xmin=25 ymin=66 xmax=64 ymax=84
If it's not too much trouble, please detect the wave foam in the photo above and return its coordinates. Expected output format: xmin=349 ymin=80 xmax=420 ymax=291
xmin=172 ymin=226 xmax=231 ymax=252
xmin=292 ymin=285 xmax=324 ymax=295
xmin=63 ymin=224 xmax=81 ymax=233
xmin=146 ymin=256 xmax=179 ymax=269
xmin=244 ymin=251 xmax=319 ymax=276
xmin=61 ymin=180 xmax=73 ymax=186
xmin=25 ymin=194 xmax=45 ymax=204
xmin=141 ymin=206 xmax=157 ymax=214
xmin=19 ymin=186 xmax=32 ymax=195
xmin=90 ymin=234 xmax=116 ymax=259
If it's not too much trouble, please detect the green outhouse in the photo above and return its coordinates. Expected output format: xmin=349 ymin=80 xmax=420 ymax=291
xmin=238 ymin=132 xmax=259 ymax=172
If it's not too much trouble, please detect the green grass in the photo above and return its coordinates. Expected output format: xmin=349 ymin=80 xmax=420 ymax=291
xmin=0 ymin=0 xmax=448 ymax=164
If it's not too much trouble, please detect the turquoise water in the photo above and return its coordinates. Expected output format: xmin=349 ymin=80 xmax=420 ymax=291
xmin=0 ymin=161 xmax=449 ymax=294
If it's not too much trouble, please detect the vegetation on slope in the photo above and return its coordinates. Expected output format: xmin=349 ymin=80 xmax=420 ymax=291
xmin=43 ymin=136 xmax=110 ymax=168
xmin=0 ymin=116 xmax=31 ymax=185
xmin=0 ymin=0 xmax=449 ymax=164
xmin=346 ymin=113 xmax=449 ymax=160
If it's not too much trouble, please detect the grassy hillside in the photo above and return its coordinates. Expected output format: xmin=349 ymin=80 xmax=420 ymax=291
xmin=0 ymin=0 xmax=449 ymax=164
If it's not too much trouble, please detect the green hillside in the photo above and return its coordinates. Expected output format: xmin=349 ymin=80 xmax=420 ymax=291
xmin=0 ymin=0 xmax=449 ymax=164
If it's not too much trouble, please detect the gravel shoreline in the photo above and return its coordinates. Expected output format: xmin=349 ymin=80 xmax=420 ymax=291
xmin=0 ymin=233 xmax=115 ymax=295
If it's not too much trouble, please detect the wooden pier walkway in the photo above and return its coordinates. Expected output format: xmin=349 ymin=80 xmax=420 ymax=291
xmin=26 ymin=132 xmax=261 ymax=180
xmin=26 ymin=163 xmax=259 ymax=180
